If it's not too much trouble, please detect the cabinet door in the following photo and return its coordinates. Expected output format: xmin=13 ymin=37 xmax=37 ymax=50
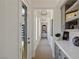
xmin=55 ymin=44 xmax=63 ymax=59
xmin=64 ymin=57 xmax=68 ymax=59
xmin=63 ymin=54 xmax=68 ymax=59
xmin=61 ymin=52 xmax=69 ymax=59
xmin=55 ymin=44 xmax=69 ymax=59
xmin=58 ymin=49 xmax=63 ymax=59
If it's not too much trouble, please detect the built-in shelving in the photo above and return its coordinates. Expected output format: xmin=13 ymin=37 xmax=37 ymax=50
xmin=66 ymin=0 xmax=79 ymax=13
xmin=64 ymin=0 xmax=79 ymax=30
xmin=65 ymin=29 xmax=79 ymax=32
xmin=66 ymin=14 xmax=79 ymax=22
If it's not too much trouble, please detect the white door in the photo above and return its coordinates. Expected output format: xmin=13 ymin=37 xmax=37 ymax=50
xmin=19 ymin=1 xmax=32 ymax=59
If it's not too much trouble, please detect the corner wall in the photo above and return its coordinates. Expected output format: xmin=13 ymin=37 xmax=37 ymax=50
xmin=32 ymin=10 xmax=41 ymax=58
xmin=53 ymin=7 xmax=62 ymax=57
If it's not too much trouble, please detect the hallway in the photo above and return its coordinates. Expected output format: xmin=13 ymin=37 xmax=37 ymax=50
xmin=34 ymin=39 xmax=53 ymax=59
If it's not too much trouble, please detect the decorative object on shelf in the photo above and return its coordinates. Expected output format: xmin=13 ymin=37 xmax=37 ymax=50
xmin=55 ymin=33 xmax=61 ymax=40
xmin=66 ymin=11 xmax=77 ymax=20
xmin=63 ymin=31 xmax=69 ymax=40
xmin=72 ymin=36 xmax=79 ymax=46
xmin=65 ymin=18 xmax=79 ymax=29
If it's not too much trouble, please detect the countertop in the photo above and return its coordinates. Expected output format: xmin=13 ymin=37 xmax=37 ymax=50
xmin=55 ymin=40 xmax=79 ymax=59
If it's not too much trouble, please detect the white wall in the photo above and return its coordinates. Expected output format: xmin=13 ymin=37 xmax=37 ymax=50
xmin=0 ymin=0 xmax=19 ymax=59
xmin=53 ymin=7 xmax=62 ymax=57
xmin=53 ymin=7 xmax=62 ymax=39
xmin=47 ymin=20 xmax=53 ymax=48
xmin=31 ymin=8 xmax=35 ymax=59
xmin=0 ymin=0 xmax=6 ymax=59
xmin=32 ymin=10 xmax=37 ymax=57
xmin=32 ymin=10 xmax=41 ymax=57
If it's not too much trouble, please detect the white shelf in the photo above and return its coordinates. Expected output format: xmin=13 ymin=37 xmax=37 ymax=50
xmin=65 ymin=29 xmax=79 ymax=32
xmin=66 ymin=14 xmax=79 ymax=22
xmin=66 ymin=0 xmax=79 ymax=13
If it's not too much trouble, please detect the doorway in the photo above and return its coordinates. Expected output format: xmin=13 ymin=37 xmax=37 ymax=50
xmin=41 ymin=22 xmax=47 ymax=39
xmin=41 ymin=25 xmax=47 ymax=38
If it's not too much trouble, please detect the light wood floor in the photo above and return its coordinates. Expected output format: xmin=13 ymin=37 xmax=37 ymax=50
xmin=34 ymin=39 xmax=53 ymax=59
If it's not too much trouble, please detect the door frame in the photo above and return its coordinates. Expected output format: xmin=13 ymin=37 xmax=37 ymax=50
xmin=18 ymin=1 xmax=27 ymax=59
xmin=18 ymin=0 xmax=32 ymax=59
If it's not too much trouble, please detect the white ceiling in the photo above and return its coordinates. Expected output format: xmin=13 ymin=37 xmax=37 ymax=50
xmin=31 ymin=0 xmax=65 ymax=9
